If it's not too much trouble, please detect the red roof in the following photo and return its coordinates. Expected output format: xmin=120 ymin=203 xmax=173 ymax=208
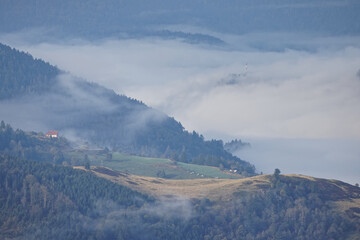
xmin=46 ymin=131 xmax=58 ymax=136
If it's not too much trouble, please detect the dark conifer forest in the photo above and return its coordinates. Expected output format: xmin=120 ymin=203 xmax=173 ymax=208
xmin=0 ymin=43 xmax=59 ymax=99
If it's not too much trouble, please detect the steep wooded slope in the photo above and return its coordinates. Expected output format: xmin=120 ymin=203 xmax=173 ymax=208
xmin=0 ymin=44 xmax=255 ymax=174
xmin=0 ymin=43 xmax=59 ymax=99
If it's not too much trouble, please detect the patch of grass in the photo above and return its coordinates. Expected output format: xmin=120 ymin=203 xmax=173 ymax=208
xmin=67 ymin=150 xmax=238 ymax=179
xmin=102 ymin=153 xmax=190 ymax=178
xmin=112 ymin=152 xmax=169 ymax=164
xmin=89 ymin=171 xmax=268 ymax=200
xmin=178 ymin=162 xmax=237 ymax=179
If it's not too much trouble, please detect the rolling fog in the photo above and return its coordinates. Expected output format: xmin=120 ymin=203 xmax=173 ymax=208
xmin=1 ymin=31 xmax=359 ymax=184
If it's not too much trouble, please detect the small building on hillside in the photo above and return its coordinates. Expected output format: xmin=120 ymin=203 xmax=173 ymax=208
xmin=46 ymin=131 xmax=58 ymax=138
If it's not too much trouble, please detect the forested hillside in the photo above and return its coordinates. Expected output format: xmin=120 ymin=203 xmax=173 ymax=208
xmin=0 ymin=44 xmax=255 ymax=174
xmin=0 ymin=120 xmax=71 ymax=164
xmin=1 ymin=154 xmax=359 ymax=239
xmin=0 ymin=155 xmax=153 ymax=239
xmin=0 ymin=43 xmax=59 ymax=99
xmin=0 ymin=121 xmax=240 ymax=179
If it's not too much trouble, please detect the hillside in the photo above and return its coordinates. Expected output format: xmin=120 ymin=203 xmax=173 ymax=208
xmin=88 ymin=166 xmax=360 ymax=239
xmin=2 ymin=154 xmax=359 ymax=239
xmin=0 ymin=120 xmax=72 ymax=164
xmin=0 ymin=43 xmax=255 ymax=175
xmin=0 ymin=155 xmax=153 ymax=239
xmin=88 ymin=166 xmax=360 ymax=203
xmin=1 ymin=122 xmax=359 ymax=239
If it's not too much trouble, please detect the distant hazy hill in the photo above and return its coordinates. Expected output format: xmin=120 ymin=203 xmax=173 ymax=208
xmin=0 ymin=43 xmax=255 ymax=174
xmin=1 ymin=0 xmax=359 ymax=39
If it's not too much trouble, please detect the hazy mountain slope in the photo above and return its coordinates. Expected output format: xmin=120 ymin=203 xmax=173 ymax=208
xmin=0 ymin=121 xmax=240 ymax=180
xmin=0 ymin=43 xmax=255 ymax=174
xmin=1 ymin=0 xmax=359 ymax=39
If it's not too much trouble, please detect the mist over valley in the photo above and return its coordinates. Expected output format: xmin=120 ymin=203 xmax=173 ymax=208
xmin=1 ymin=0 xmax=360 ymax=239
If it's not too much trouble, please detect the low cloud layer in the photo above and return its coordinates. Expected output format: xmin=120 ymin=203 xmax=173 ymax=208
xmin=1 ymin=31 xmax=359 ymax=183
xmin=4 ymin=33 xmax=359 ymax=140
xmin=0 ymin=74 xmax=116 ymax=132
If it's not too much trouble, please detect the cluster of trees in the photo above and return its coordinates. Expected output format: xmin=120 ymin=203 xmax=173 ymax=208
xmin=0 ymin=155 xmax=152 ymax=239
xmin=0 ymin=43 xmax=59 ymax=100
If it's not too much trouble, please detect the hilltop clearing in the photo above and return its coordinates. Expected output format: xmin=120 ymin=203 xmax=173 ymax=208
xmin=87 ymin=166 xmax=360 ymax=202
xmin=80 ymin=166 xmax=360 ymax=239
xmin=83 ymin=166 xmax=268 ymax=199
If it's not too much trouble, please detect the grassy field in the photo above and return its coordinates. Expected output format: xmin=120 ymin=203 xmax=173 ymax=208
xmin=82 ymin=167 xmax=360 ymax=217
xmin=67 ymin=151 xmax=237 ymax=179
xmin=177 ymin=162 xmax=235 ymax=179
xmin=80 ymin=166 xmax=269 ymax=200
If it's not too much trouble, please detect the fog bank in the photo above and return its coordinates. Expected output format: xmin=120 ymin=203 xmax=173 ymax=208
xmin=1 ymin=31 xmax=359 ymax=184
